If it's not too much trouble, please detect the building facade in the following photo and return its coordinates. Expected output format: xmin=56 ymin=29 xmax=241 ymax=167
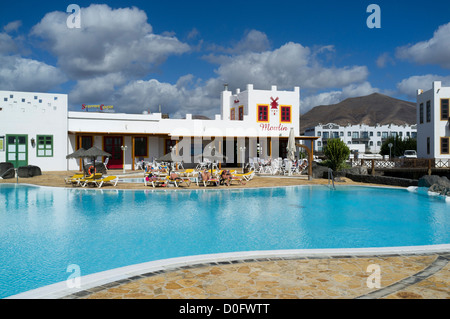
xmin=304 ymin=123 xmax=417 ymax=154
xmin=416 ymin=81 xmax=450 ymax=160
xmin=1 ymin=85 xmax=315 ymax=172
xmin=0 ymin=90 xmax=68 ymax=171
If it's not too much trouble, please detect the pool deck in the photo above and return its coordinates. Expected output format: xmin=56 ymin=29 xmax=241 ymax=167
xmin=2 ymin=170 xmax=449 ymax=299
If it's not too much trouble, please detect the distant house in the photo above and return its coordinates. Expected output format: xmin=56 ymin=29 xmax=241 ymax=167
xmin=304 ymin=123 xmax=417 ymax=154
xmin=416 ymin=81 xmax=450 ymax=160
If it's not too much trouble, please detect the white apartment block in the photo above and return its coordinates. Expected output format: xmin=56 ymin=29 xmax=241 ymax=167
xmin=304 ymin=123 xmax=417 ymax=154
xmin=416 ymin=81 xmax=450 ymax=160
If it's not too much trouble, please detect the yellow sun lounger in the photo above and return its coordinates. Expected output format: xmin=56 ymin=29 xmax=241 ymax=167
xmin=167 ymin=175 xmax=192 ymax=187
xmin=65 ymin=173 xmax=84 ymax=184
xmin=145 ymin=176 xmax=168 ymax=188
xmin=70 ymin=173 xmax=103 ymax=187
xmin=232 ymin=171 xmax=255 ymax=181
xmin=84 ymin=175 xmax=119 ymax=188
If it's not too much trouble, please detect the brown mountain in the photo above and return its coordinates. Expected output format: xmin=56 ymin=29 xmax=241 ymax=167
xmin=300 ymin=93 xmax=417 ymax=134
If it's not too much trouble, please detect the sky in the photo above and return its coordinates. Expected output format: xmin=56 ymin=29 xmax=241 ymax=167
xmin=1 ymin=0 xmax=450 ymax=118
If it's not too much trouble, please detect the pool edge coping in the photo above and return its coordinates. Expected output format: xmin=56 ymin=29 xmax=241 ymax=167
xmin=6 ymin=244 xmax=450 ymax=299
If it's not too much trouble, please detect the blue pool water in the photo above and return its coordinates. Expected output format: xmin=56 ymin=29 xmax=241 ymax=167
xmin=0 ymin=184 xmax=449 ymax=298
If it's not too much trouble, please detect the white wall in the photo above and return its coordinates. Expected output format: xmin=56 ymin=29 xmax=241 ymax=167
xmin=417 ymin=81 xmax=450 ymax=159
xmin=0 ymin=90 xmax=68 ymax=171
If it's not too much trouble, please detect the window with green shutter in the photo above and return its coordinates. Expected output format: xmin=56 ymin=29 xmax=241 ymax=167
xmin=37 ymin=135 xmax=53 ymax=157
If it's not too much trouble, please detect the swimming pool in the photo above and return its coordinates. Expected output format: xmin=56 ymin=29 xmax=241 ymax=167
xmin=0 ymin=184 xmax=449 ymax=298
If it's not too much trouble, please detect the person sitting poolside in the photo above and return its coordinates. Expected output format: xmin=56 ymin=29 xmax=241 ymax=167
xmin=169 ymin=172 xmax=181 ymax=181
xmin=200 ymin=169 xmax=212 ymax=182
xmin=220 ymin=170 xmax=232 ymax=186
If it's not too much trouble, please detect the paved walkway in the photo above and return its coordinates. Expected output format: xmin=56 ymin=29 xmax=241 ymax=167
xmin=66 ymin=252 xmax=449 ymax=299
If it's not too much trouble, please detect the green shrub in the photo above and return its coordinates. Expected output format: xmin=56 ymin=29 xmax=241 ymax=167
xmin=323 ymin=139 xmax=351 ymax=171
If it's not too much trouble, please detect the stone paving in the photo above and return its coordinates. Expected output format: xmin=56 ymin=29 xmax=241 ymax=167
xmin=68 ymin=253 xmax=449 ymax=299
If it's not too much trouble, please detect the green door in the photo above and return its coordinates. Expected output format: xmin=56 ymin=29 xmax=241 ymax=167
xmin=6 ymin=135 xmax=28 ymax=168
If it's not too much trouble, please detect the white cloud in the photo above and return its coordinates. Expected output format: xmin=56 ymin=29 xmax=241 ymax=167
xmin=0 ymin=55 xmax=66 ymax=92
xmin=111 ymin=78 xmax=220 ymax=118
xmin=376 ymin=52 xmax=395 ymax=68
xmin=214 ymin=42 xmax=369 ymax=91
xmin=69 ymin=73 xmax=126 ymax=106
xmin=396 ymin=74 xmax=450 ymax=99
xmin=396 ymin=22 xmax=450 ymax=69
xmin=31 ymin=4 xmax=190 ymax=79
xmin=0 ymin=32 xmax=18 ymax=55
xmin=3 ymin=20 xmax=22 ymax=33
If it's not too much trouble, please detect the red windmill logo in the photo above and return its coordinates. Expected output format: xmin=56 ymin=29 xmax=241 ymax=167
xmin=270 ymin=97 xmax=279 ymax=109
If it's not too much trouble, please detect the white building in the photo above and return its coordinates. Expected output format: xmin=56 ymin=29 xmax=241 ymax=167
xmin=304 ymin=123 xmax=417 ymax=154
xmin=67 ymin=84 xmax=307 ymax=170
xmin=416 ymin=81 xmax=450 ymax=160
xmin=0 ymin=90 xmax=68 ymax=171
xmin=1 ymin=85 xmax=318 ymax=172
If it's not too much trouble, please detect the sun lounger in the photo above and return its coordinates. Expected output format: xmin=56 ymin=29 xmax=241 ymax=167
xmin=199 ymin=170 xmax=219 ymax=186
xmin=229 ymin=175 xmax=245 ymax=185
xmin=84 ymin=175 xmax=119 ymax=188
xmin=232 ymin=171 xmax=255 ymax=181
xmin=167 ymin=173 xmax=191 ymax=187
xmin=71 ymin=173 xmax=103 ymax=187
xmin=203 ymin=178 xmax=220 ymax=186
xmin=65 ymin=173 xmax=84 ymax=184
xmin=144 ymin=175 xmax=168 ymax=188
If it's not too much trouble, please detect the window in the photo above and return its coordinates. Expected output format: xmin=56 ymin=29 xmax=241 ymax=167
xmin=134 ymin=137 xmax=148 ymax=157
xmin=382 ymin=132 xmax=388 ymax=139
xmin=419 ymin=103 xmax=424 ymax=124
xmin=80 ymin=136 xmax=93 ymax=150
xmin=370 ymin=132 xmax=373 ymax=137
xmin=3 ymin=97 xmax=7 ymax=102
xmin=340 ymin=132 xmax=344 ymax=137
xmin=427 ymin=137 xmax=430 ymax=155
xmin=322 ymin=132 xmax=329 ymax=139
xmin=412 ymin=132 xmax=417 ymax=139
xmin=426 ymin=101 xmax=431 ymax=122
xmin=230 ymin=108 xmax=235 ymax=120
xmin=165 ymin=139 xmax=177 ymax=154
xmin=317 ymin=132 xmax=321 ymax=137
xmin=441 ymin=99 xmax=449 ymax=121
xmin=352 ymin=132 xmax=359 ymax=139
xmin=347 ymin=132 xmax=351 ymax=137
xmin=377 ymin=132 xmax=381 ymax=137
xmin=332 ymin=132 xmax=339 ymax=138
xmin=377 ymin=141 xmax=381 ymax=146
xmin=441 ymin=137 xmax=449 ymax=154
xmin=37 ymin=135 xmax=53 ymax=157
xmin=280 ymin=106 xmax=291 ymax=123
xmin=238 ymin=106 xmax=244 ymax=121
xmin=257 ymin=105 xmax=268 ymax=122
xmin=21 ymin=98 xmax=25 ymax=102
